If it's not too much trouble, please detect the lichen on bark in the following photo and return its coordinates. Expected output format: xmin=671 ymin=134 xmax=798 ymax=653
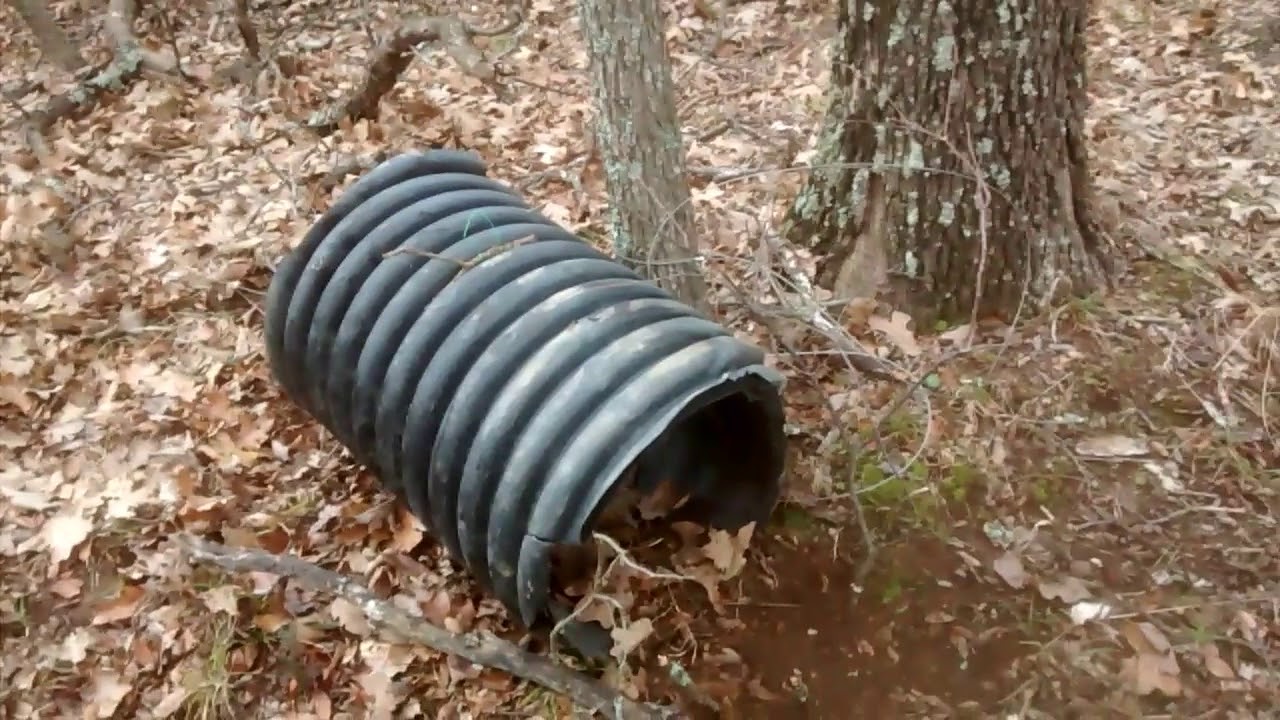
xmin=788 ymin=0 xmax=1113 ymax=326
xmin=576 ymin=0 xmax=709 ymax=313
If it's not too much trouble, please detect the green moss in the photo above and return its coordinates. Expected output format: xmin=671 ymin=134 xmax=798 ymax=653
xmin=943 ymin=462 xmax=981 ymax=502
xmin=777 ymin=504 xmax=826 ymax=537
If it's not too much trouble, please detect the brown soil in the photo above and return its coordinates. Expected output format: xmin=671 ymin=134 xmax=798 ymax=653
xmin=638 ymin=522 xmax=1039 ymax=719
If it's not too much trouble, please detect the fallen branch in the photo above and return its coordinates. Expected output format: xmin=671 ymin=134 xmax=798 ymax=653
xmin=175 ymin=534 xmax=671 ymax=720
xmin=306 ymin=11 xmax=519 ymax=135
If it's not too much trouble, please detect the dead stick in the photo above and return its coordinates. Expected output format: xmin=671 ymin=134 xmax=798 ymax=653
xmin=233 ymin=0 xmax=261 ymax=60
xmin=306 ymin=15 xmax=502 ymax=135
xmin=174 ymin=535 xmax=670 ymax=720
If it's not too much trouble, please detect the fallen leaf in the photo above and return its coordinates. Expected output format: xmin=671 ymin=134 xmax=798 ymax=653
xmin=1037 ymin=576 xmax=1092 ymax=603
xmin=992 ymin=551 xmax=1029 ymax=589
xmin=420 ymin=590 xmax=453 ymax=626
xmin=329 ymin=597 xmax=371 ymax=636
xmin=41 ymin=513 xmax=94 ymax=564
xmin=701 ymin=522 xmax=755 ymax=578
xmin=1075 ymin=434 xmax=1151 ymax=458
xmin=574 ymin=595 xmax=617 ymax=629
xmin=609 ymin=617 xmax=654 ymax=661
xmin=1122 ymin=651 xmax=1182 ymax=697
xmin=60 ymin=628 xmax=93 ymax=663
xmin=93 ymin=583 xmax=146 ymax=625
xmin=1069 ymin=601 xmax=1112 ymax=624
xmin=49 ymin=576 xmax=83 ymax=598
xmin=1201 ymin=644 xmax=1236 ymax=679
xmin=390 ymin=505 xmax=423 ymax=552
xmin=1136 ymin=622 xmax=1172 ymax=654
xmin=88 ymin=670 xmax=132 ymax=718
xmin=254 ymin=612 xmax=290 ymax=633
xmin=868 ymin=311 xmax=923 ymax=356
xmin=200 ymin=585 xmax=240 ymax=615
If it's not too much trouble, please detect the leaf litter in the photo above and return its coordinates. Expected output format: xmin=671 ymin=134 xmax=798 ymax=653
xmin=1 ymin=0 xmax=1278 ymax=717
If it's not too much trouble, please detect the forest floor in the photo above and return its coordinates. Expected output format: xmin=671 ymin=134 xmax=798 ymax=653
xmin=1 ymin=0 xmax=1277 ymax=718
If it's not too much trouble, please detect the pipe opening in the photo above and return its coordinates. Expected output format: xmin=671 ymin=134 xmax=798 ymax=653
xmin=538 ymin=375 xmax=786 ymax=656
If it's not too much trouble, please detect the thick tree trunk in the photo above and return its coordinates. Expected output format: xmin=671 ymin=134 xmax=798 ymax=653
xmin=576 ymin=0 xmax=709 ymax=313
xmin=10 ymin=0 xmax=86 ymax=71
xmin=789 ymin=0 xmax=1112 ymax=326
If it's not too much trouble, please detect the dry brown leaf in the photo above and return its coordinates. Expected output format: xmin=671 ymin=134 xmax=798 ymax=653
xmin=868 ymin=311 xmax=923 ymax=356
xmin=1201 ymin=644 xmax=1236 ymax=679
xmin=1121 ymin=652 xmax=1183 ymax=697
xmin=329 ymin=597 xmax=372 ymax=636
xmin=390 ymin=509 xmax=424 ymax=552
xmin=420 ymin=590 xmax=453 ymax=626
xmin=200 ymin=585 xmax=240 ymax=615
xmin=1137 ymin=622 xmax=1173 ymax=654
xmin=1075 ymin=434 xmax=1152 ymax=458
xmin=609 ymin=617 xmax=654 ymax=661
xmin=701 ymin=522 xmax=755 ymax=578
xmin=253 ymin=612 xmax=290 ymax=633
xmin=573 ymin=595 xmax=617 ymax=629
xmin=41 ymin=513 xmax=93 ymax=564
xmin=992 ymin=551 xmax=1029 ymax=589
xmin=87 ymin=670 xmax=132 ymax=718
xmin=49 ymin=576 xmax=84 ymax=598
xmin=92 ymin=583 xmax=146 ymax=625
xmin=1037 ymin=576 xmax=1092 ymax=603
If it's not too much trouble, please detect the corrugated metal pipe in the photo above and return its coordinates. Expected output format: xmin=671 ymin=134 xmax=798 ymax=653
xmin=264 ymin=149 xmax=787 ymax=647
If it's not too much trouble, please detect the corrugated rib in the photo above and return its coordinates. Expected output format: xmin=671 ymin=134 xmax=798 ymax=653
xmin=264 ymin=149 xmax=788 ymax=636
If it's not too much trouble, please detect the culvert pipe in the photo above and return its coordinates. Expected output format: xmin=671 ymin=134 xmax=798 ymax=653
xmin=264 ymin=149 xmax=787 ymax=643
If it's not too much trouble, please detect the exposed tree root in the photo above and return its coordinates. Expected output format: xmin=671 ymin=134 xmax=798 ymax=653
xmin=26 ymin=55 xmax=143 ymax=136
xmin=176 ymin=534 xmax=671 ymax=720
xmin=24 ymin=0 xmax=180 ymax=138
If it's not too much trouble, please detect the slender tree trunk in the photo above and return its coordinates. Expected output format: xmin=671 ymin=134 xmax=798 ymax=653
xmin=789 ymin=0 xmax=1113 ymax=327
xmin=576 ymin=0 xmax=709 ymax=313
xmin=10 ymin=0 xmax=87 ymax=72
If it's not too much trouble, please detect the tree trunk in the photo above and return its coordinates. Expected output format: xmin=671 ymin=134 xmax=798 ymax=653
xmin=789 ymin=0 xmax=1112 ymax=327
xmin=10 ymin=0 xmax=87 ymax=72
xmin=576 ymin=0 xmax=709 ymax=313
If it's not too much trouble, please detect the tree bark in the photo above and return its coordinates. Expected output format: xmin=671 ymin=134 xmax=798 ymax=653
xmin=789 ymin=0 xmax=1112 ymax=327
xmin=577 ymin=0 xmax=709 ymax=313
xmin=10 ymin=0 xmax=86 ymax=71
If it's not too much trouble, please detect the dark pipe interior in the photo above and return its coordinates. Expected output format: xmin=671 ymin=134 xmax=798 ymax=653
xmin=549 ymin=380 xmax=785 ymax=658
xmin=629 ymin=376 xmax=786 ymax=531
